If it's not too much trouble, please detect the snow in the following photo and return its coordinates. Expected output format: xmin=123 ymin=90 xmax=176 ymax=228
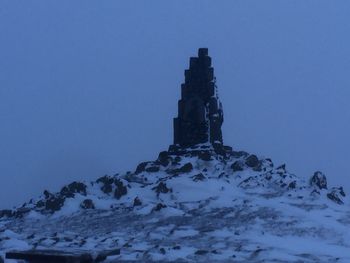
xmin=1 ymin=148 xmax=350 ymax=262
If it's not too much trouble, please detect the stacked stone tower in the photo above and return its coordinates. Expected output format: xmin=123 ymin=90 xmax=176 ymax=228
xmin=173 ymin=48 xmax=224 ymax=148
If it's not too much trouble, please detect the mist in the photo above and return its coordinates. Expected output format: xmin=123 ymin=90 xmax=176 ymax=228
xmin=1 ymin=1 xmax=350 ymax=209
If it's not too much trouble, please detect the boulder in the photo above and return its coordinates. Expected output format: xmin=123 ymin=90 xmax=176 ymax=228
xmin=145 ymin=166 xmax=160 ymax=173
xmin=192 ymin=173 xmax=206 ymax=181
xmin=43 ymin=190 xmax=52 ymax=199
xmin=157 ymin=151 xmax=170 ymax=166
xmin=80 ymin=199 xmax=95 ymax=209
xmin=45 ymin=196 xmax=65 ymax=212
xmin=60 ymin=182 xmax=87 ymax=198
xmin=153 ymin=182 xmax=170 ymax=194
xmin=327 ymin=187 xmax=346 ymax=204
xmin=133 ymin=197 xmax=142 ymax=206
xmin=153 ymin=203 xmax=167 ymax=211
xmin=135 ymin=162 xmax=149 ymax=174
xmin=198 ymin=151 xmax=212 ymax=161
xmin=232 ymin=151 xmax=248 ymax=158
xmin=36 ymin=200 xmax=45 ymax=208
xmin=114 ymin=179 xmax=128 ymax=199
xmin=245 ymin=155 xmax=260 ymax=168
xmin=309 ymin=171 xmax=327 ymax=190
xmin=97 ymin=175 xmax=114 ymax=194
xmin=0 ymin=209 xmax=12 ymax=218
xmin=174 ymin=162 xmax=193 ymax=174
xmin=276 ymin=164 xmax=286 ymax=172
xmin=231 ymin=161 xmax=244 ymax=172
xmin=288 ymin=181 xmax=297 ymax=189
xmin=14 ymin=207 xmax=31 ymax=218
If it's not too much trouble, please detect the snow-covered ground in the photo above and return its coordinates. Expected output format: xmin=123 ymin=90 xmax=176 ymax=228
xmin=1 ymin=146 xmax=349 ymax=262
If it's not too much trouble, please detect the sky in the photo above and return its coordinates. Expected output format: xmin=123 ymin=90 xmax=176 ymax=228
xmin=1 ymin=1 xmax=350 ymax=209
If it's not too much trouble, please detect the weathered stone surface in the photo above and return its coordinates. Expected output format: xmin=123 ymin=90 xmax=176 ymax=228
xmin=6 ymin=250 xmax=93 ymax=263
xmin=153 ymin=203 xmax=167 ymax=211
xmin=60 ymin=182 xmax=87 ymax=198
xmin=231 ymin=161 xmax=244 ymax=172
xmin=192 ymin=173 xmax=206 ymax=181
xmin=288 ymin=181 xmax=297 ymax=189
xmin=171 ymin=162 xmax=193 ymax=174
xmin=114 ymin=179 xmax=127 ymax=199
xmin=310 ymin=171 xmax=327 ymax=190
xmin=327 ymin=187 xmax=346 ymax=204
xmin=198 ymin=151 xmax=211 ymax=161
xmin=173 ymin=48 xmax=223 ymax=147
xmin=135 ymin=162 xmax=149 ymax=174
xmin=97 ymin=175 xmax=114 ymax=194
xmin=133 ymin=197 xmax=142 ymax=206
xmin=14 ymin=207 xmax=31 ymax=218
xmin=45 ymin=196 xmax=65 ymax=212
xmin=0 ymin=209 xmax=12 ymax=218
xmin=157 ymin=151 xmax=170 ymax=166
xmin=145 ymin=166 xmax=160 ymax=173
xmin=153 ymin=182 xmax=170 ymax=194
xmin=80 ymin=199 xmax=95 ymax=209
xmin=245 ymin=155 xmax=259 ymax=168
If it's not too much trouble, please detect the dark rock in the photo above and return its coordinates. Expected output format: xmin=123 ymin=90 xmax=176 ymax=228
xmin=0 ymin=209 xmax=12 ymax=218
xmin=264 ymin=158 xmax=274 ymax=168
xmin=310 ymin=171 xmax=327 ymax=190
xmin=327 ymin=187 xmax=346 ymax=204
xmin=195 ymin=250 xmax=209 ymax=255
xmin=231 ymin=161 xmax=244 ymax=172
xmin=276 ymin=164 xmax=286 ymax=172
xmin=174 ymin=156 xmax=182 ymax=163
xmin=114 ymin=179 xmax=128 ymax=199
xmin=96 ymin=175 xmax=114 ymax=185
xmin=96 ymin=248 xmax=121 ymax=261
xmin=153 ymin=203 xmax=167 ymax=211
xmin=153 ymin=182 xmax=170 ymax=194
xmin=173 ymin=246 xmax=181 ymax=250
xmin=43 ymin=190 xmax=52 ymax=199
xmin=245 ymin=155 xmax=259 ymax=168
xmin=174 ymin=162 xmax=193 ymax=174
xmin=198 ymin=151 xmax=211 ymax=161
xmin=192 ymin=173 xmax=206 ymax=181
xmin=145 ymin=166 xmax=160 ymax=173
xmin=133 ymin=197 xmax=142 ymax=206
xmin=0 ymin=255 xmax=3 ymax=263
xmin=135 ymin=162 xmax=149 ymax=174
xmin=45 ymin=196 xmax=65 ymax=212
xmin=36 ymin=200 xmax=45 ymax=208
xmin=173 ymin=48 xmax=223 ymax=147
xmin=288 ymin=181 xmax=297 ymax=189
xmin=157 ymin=151 xmax=170 ymax=167
xmin=14 ymin=207 xmax=31 ymax=218
xmin=97 ymin=175 xmax=114 ymax=194
xmin=60 ymin=181 xmax=87 ymax=198
xmin=101 ymin=184 xmax=113 ymax=194
xmin=80 ymin=199 xmax=95 ymax=209
xmin=232 ymin=151 xmax=248 ymax=158
xmin=159 ymin=248 xmax=166 ymax=255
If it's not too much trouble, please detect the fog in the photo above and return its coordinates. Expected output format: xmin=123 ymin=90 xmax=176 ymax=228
xmin=1 ymin=1 xmax=350 ymax=208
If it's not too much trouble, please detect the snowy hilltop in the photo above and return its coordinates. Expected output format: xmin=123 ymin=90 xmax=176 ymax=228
xmin=1 ymin=48 xmax=349 ymax=262
xmin=1 ymin=144 xmax=349 ymax=262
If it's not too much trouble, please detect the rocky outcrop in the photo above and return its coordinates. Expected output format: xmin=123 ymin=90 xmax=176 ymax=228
xmin=310 ymin=171 xmax=328 ymax=190
xmin=114 ymin=179 xmax=128 ymax=199
xmin=327 ymin=187 xmax=346 ymax=204
xmin=80 ymin=199 xmax=95 ymax=209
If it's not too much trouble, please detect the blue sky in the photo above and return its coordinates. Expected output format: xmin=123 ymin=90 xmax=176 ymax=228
xmin=1 ymin=1 xmax=350 ymax=208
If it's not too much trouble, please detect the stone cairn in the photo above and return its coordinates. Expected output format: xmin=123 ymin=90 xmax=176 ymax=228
xmin=170 ymin=48 xmax=231 ymax=156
